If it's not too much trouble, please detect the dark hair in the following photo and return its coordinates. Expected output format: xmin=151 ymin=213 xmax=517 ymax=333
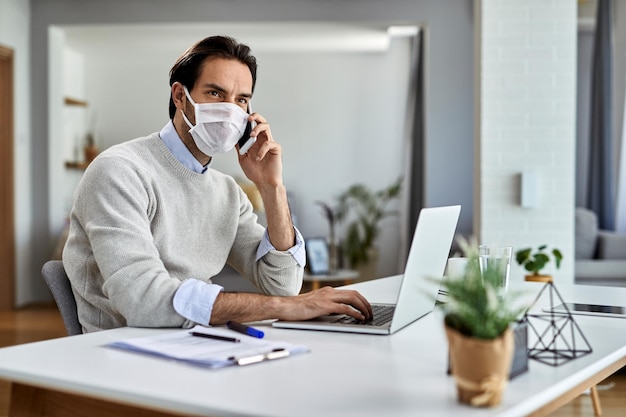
xmin=168 ymin=35 xmax=258 ymax=119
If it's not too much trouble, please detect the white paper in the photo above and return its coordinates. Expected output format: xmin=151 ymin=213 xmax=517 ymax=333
xmin=108 ymin=325 xmax=308 ymax=368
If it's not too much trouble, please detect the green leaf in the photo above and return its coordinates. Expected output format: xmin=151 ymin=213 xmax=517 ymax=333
xmin=515 ymin=244 xmax=564 ymax=275
xmin=553 ymin=249 xmax=563 ymax=269
xmin=515 ymin=248 xmax=531 ymax=265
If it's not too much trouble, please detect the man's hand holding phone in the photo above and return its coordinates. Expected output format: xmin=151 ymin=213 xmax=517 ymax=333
xmin=237 ymin=111 xmax=294 ymax=251
xmin=237 ymin=111 xmax=283 ymax=188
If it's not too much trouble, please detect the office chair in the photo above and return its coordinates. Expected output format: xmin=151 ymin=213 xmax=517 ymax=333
xmin=41 ymin=260 xmax=83 ymax=336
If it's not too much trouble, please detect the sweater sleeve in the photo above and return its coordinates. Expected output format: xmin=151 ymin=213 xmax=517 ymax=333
xmin=226 ymin=185 xmax=304 ymax=296
xmin=67 ymin=153 xmax=188 ymax=328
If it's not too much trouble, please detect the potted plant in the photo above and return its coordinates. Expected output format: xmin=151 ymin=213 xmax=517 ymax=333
xmin=334 ymin=177 xmax=403 ymax=273
xmin=515 ymin=245 xmax=563 ymax=282
xmin=84 ymin=132 xmax=99 ymax=164
xmin=438 ymin=238 xmax=529 ymax=407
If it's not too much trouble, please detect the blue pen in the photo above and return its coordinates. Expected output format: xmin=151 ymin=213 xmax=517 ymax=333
xmin=226 ymin=321 xmax=264 ymax=338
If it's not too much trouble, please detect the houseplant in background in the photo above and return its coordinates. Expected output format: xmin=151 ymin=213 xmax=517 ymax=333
xmin=439 ymin=238 xmax=529 ymax=407
xmin=334 ymin=177 xmax=403 ymax=280
xmin=515 ymin=244 xmax=563 ymax=282
xmin=315 ymin=200 xmax=340 ymax=273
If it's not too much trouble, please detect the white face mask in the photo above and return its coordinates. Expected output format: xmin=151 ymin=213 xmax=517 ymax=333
xmin=181 ymin=86 xmax=249 ymax=156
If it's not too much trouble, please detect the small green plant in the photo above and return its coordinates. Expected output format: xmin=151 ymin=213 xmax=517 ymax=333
xmin=515 ymin=245 xmax=563 ymax=276
xmin=436 ymin=237 xmax=529 ymax=340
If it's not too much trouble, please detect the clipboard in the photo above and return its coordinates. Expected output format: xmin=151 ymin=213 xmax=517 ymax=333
xmin=108 ymin=325 xmax=309 ymax=369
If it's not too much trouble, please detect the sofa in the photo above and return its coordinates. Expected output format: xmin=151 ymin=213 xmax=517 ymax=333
xmin=575 ymin=207 xmax=626 ymax=287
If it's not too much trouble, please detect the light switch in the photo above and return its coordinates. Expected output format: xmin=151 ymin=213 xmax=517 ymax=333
xmin=521 ymin=170 xmax=538 ymax=208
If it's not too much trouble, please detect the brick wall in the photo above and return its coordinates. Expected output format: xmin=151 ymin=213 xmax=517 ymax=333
xmin=475 ymin=0 xmax=577 ymax=283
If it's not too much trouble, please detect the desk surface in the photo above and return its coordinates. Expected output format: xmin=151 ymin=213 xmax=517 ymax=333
xmin=0 ymin=278 xmax=625 ymax=417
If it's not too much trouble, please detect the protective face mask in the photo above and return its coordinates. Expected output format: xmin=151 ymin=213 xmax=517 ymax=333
xmin=181 ymin=86 xmax=249 ymax=156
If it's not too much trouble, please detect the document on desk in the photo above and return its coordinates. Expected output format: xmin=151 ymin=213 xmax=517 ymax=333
xmin=108 ymin=325 xmax=309 ymax=369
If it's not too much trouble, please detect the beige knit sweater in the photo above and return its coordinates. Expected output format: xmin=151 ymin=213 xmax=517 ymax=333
xmin=63 ymin=133 xmax=303 ymax=332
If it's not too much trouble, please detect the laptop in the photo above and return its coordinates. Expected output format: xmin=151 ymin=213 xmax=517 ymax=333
xmin=272 ymin=205 xmax=461 ymax=335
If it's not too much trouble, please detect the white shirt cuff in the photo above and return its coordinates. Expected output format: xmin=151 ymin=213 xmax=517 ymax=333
xmin=172 ymin=279 xmax=224 ymax=325
xmin=256 ymin=227 xmax=306 ymax=267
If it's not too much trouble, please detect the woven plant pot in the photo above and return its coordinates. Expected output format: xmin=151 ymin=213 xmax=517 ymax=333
xmin=445 ymin=325 xmax=514 ymax=407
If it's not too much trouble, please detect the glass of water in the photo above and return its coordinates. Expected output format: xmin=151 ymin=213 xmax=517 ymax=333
xmin=478 ymin=245 xmax=513 ymax=296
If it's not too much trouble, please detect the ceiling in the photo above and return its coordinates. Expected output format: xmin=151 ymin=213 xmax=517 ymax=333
xmin=62 ymin=22 xmax=419 ymax=55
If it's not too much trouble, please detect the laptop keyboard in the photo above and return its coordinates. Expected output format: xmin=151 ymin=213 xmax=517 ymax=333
xmin=338 ymin=304 xmax=395 ymax=326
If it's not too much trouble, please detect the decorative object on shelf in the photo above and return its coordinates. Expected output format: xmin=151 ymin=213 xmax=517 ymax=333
xmin=83 ymin=132 xmax=99 ymax=164
xmin=515 ymin=244 xmax=563 ymax=282
xmin=437 ymin=237 xmax=530 ymax=407
xmin=334 ymin=177 xmax=403 ymax=273
xmin=304 ymin=237 xmax=330 ymax=275
xmin=63 ymin=97 xmax=94 ymax=170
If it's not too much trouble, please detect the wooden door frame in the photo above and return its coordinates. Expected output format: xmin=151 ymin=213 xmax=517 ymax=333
xmin=0 ymin=44 xmax=15 ymax=310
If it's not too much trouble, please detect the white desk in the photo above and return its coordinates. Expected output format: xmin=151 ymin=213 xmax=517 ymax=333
xmin=0 ymin=278 xmax=625 ymax=417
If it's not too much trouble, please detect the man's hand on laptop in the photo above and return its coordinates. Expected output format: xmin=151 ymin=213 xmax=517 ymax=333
xmin=279 ymin=287 xmax=373 ymax=322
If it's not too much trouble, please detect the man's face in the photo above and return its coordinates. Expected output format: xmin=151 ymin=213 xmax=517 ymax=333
xmin=171 ymin=56 xmax=254 ymax=163
xmin=188 ymin=57 xmax=253 ymax=113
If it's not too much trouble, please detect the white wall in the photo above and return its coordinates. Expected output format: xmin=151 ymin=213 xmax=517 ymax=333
xmin=48 ymin=30 xmax=87 ymax=256
xmin=73 ymin=31 xmax=411 ymax=277
xmin=0 ymin=0 xmax=32 ymax=305
xmin=475 ymin=0 xmax=577 ymax=283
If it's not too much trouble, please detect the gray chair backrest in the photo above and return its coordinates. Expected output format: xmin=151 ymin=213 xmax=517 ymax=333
xmin=575 ymin=207 xmax=599 ymax=260
xmin=42 ymin=260 xmax=83 ymax=336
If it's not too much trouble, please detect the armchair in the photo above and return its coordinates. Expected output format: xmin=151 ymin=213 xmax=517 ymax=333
xmin=575 ymin=207 xmax=626 ymax=287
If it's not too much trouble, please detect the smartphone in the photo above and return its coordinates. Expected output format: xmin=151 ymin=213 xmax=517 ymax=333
xmin=238 ymin=103 xmax=257 ymax=155
xmin=542 ymin=303 xmax=626 ymax=318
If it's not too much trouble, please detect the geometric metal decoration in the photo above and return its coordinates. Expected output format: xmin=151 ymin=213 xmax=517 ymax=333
xmin=521 ymin=280 xmax=593 ymax=367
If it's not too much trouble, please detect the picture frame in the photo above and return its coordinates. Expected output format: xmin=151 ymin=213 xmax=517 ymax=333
xmin=305 ymin=237 xmax=330 ymax=275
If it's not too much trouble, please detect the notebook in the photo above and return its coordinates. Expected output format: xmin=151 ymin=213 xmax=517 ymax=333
xmin=272 ymin=205 xmax=461 ymax=335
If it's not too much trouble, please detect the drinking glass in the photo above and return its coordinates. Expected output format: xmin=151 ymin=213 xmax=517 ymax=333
xmin=478 ymin=245 xmax=512 ymax=296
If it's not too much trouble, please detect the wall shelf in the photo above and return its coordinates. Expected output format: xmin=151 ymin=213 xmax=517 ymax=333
xmin=64 ymin=97 xmax=88 ymax=107
xmin=65 ymin=161 xmax=89 ymax=170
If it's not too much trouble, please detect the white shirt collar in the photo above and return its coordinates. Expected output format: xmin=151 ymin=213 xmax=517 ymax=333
xmin=159 ymin=121 xmax=211 ymax=174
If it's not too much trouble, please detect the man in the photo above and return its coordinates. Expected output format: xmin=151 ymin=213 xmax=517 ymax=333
xmin=63 ymin=35 xmax=372 ymax=333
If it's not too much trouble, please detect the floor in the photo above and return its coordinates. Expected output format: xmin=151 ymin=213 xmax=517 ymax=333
xmin=0 ymin=306 xmax=624 ymax=417
xmin=0 ymin=304 xmax=67 ymax=416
